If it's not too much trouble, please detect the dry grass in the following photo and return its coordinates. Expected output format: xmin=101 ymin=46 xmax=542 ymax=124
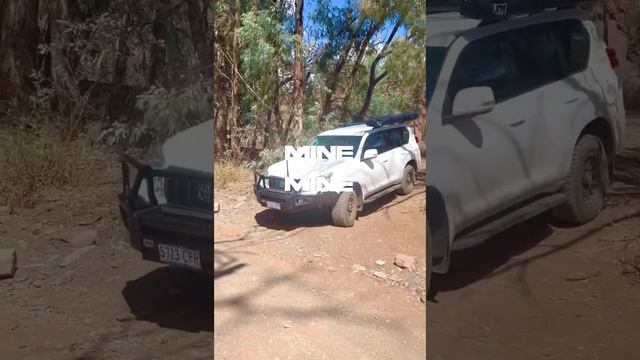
xmin=0 ymin=127 xmax=94 ymax=208
xmin=214 ymin=159 xmax=250 ymax=189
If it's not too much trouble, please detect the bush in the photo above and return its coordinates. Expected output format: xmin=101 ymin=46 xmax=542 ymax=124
xmin=0 ymin=127 xmax=92 ymax=208
xmin=214 ymin=159 xmax=249 ymax=189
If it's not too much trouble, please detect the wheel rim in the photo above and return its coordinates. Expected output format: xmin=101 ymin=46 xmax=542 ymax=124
xmin=406 ymin=169 xmax=414 ymax=187
xmin=582 ymin=153 xmax=600 ymax=204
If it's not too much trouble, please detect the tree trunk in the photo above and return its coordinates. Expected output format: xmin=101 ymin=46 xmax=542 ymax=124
xmin=319 ymin=17 xmax=361 ymax=121
xmin=290 ymin=0 xmax=304 ymax=137
xmin=0 ymin=0 xmax=41 ymax=108
xmin=229 ymin=0 xmax=240 ymax=156
xmin=356 ymin=19 xmax=402 ymax=119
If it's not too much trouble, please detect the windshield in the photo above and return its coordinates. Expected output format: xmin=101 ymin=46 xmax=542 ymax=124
xmin=427 ymin=46 xmax=447 ymax=105
xmin=309 ymin=135 xmax=362 ymax=159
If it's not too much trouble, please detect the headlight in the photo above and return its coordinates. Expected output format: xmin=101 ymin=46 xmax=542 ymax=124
xmin=153 ymin=177 xmax=167 ymax=204
xmin=137 ymin=179 xmax=150 ymax=203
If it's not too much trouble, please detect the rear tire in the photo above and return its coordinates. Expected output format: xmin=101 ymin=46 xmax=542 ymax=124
xmin=396 ymin=164 xmax=416 ymax=195
xmin=331 ymin=192 xmax=357 ymax=227
xmin=551 ymin=135 xmax=606 ymax=225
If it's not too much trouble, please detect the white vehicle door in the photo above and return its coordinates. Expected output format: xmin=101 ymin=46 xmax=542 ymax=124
xmin=432 ymin=31 xmax=538 ymax=231
xmin=359 ymin=131 xmax=393 ymax=195
xmin=383 ymin=127 xmax=412 ymax=184
xmin=499 ymin=20 xmax=590 ymax=192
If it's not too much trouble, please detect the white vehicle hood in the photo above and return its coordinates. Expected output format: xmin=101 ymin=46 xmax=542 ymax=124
xmin=266 ymin=158 xmax=348 ymax=179
xmin=148 ymin=120 xmax=213 ymax=174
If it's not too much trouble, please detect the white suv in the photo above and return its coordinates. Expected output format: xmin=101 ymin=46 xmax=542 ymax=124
xmin=427 ymin=8 xmax=626 ymax=291
xmin=254 ymin=115 xmax=422 ymax=227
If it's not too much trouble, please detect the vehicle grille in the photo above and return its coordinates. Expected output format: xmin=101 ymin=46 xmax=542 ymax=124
xmin=165 ymin=177 xmax=212 ymax=211
xmin=268 ymin=177 xmax=286 ymax=191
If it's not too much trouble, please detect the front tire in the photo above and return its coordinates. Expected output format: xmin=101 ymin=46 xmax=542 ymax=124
xmin=331 ymin=192 xmax=357 ymax=227
xmin=552 ymin=135 xmax=606 ymax=225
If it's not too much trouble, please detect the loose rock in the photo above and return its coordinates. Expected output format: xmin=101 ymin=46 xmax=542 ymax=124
xmin=351 ymin=264 xmax=366 ymax=272
xmin=373 ymin=271 xmax=388 ymax=279
xmin=394 ymin=254 xmax=416 ymax=271
xmin=214 ymin=202 xmax=220 ymax=212
xmin=59 ymin=245 xmax=96 ymax=268
xmin=375 ymin=259 xmax=386 ymax=266
xmin=0 ymin=249 xmax=17 ymax=279
xmin=69 ymin=229 xmax=98 ymax=246
xmin=565 ymin=271 xmax=601 ymax=282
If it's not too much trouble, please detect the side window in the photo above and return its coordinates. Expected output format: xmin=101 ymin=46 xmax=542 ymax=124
xmin=446 ymin=33 xmax=513 ymax=114
xmin=507 ymin=23 xmax=565 ymax=95
xmin=386 ymin=129 xmax=404 ymax=149
xmin=400 ymin=128 xmax=409 ymax=145
xmin=552 ymin=20 xmax=590 ymax=76
xmin=363 ymin=133 xmax=384 ymax=152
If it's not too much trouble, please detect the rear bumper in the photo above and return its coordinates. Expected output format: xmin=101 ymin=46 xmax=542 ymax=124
xmin=253 ymin=173 xmax=338 ymax=213
xmin=119 ymin=154 xmax=212 ymax=273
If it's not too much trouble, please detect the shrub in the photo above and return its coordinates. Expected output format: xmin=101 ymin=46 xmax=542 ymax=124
xmin=0 ymin=127 xmax=92 ymax=208
xmin=214 ymin=159 xmax=249 ymax=189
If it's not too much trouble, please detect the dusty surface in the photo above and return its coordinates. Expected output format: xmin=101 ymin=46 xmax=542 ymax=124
xmin=213 ymin=167 xmax=428 ymax=359
xmin=0 ymin=152 xmax=212 ymax=360
xmin=4 ymin=113 xmax=640 ymax=359
xmin=428 ymin=113 xmax=640 ymax=359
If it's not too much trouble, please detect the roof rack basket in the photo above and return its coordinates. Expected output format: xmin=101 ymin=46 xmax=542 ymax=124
xmin=428 ymin=0 xmax=590 ymax=19
xmin=340 ymin=111 xmax=418 ymax=129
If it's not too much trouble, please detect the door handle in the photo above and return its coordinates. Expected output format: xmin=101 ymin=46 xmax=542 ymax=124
xmin=564 ymin=97 xmax=579 ymax=104
xmin=509 ymin=119 xmax=526 ymax=127
xmin=382 ymin=159 xmax=389 ymax=163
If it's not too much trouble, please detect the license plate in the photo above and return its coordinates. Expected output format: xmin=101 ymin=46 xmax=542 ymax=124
xmin=158 ymin=244 xmax=201 ymax=270
xmin=266 ymin=200 xmax=281 ymax=210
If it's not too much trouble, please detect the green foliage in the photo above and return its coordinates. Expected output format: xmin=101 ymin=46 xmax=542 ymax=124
xmin=135 ymin=79 xmax=212 ymax=143
xmin=216 ymin=0 xmax=426 ymax=173
xmin=236 ymin=10 xmax=292 ymax=111
xmin=256 ymin=148 xmax=285 ymax=170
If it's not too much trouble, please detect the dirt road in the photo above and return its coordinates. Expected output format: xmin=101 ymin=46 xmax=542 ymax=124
xmin=0 ymin=153 xmax=212 ymax=360
xmin=213 ymin=170 xmax=428 ymax=359
xmin=428 ymin=113 xmax=640 ymax=359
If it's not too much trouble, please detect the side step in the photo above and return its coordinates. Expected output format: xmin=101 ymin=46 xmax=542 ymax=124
xmin=451 ymin=193 xmax=566 ymax=251
xmin=363 ymin=184 xmax=402 ymax=204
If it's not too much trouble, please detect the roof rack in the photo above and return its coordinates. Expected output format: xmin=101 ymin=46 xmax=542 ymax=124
xmin=340 ymin=112 xmax=419 ymax=129
xmin=428 ymin=0 xmax=590 ymax=20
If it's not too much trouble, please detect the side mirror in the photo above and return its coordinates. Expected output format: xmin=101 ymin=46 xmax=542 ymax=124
xmin=362 ymin=149 xmax=378 ymax=160
xmin=451 ymin=86 xmax=496 ymax=118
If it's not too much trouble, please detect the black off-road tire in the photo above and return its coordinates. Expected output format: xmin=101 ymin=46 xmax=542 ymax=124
xmin=551 ymin=135 xmax=606 ymax=225
xmin=331 ymin=191 xmax=357 ymax=227
xmin=396 ymin=164 xmax=416 ymax=195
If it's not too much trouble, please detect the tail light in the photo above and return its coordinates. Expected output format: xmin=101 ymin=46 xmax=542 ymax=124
xmin=606 ymin=48 xmax=619 ymax=69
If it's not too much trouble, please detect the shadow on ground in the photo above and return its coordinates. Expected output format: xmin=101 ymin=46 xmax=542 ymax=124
xmin=214 ymin=263 xmax=404 ymax=333
xmin=430 ymin=214 xmax=554 ymax=299
xmin=255 ymin=187 xmax=426 ymax=231
xmin=122 ymin=267 xmax=212 ymax=333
